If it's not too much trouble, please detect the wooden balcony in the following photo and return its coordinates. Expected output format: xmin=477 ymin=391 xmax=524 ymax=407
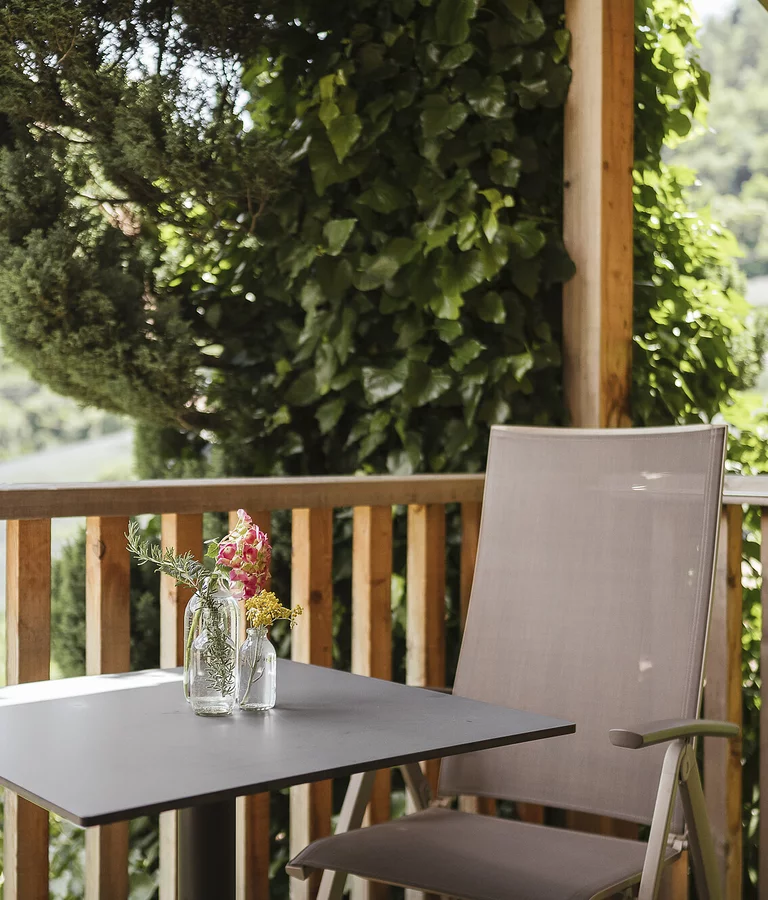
xmin=0 ymin=472 xmax=760 ymax=899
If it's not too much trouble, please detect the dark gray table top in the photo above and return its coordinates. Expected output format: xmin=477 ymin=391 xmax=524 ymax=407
xmin=0 ymin=661 xmax=574 ymax=826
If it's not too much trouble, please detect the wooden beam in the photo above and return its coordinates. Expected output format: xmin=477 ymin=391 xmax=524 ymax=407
xmin=704 ymin=505 xmax=743 ymax=898
xmin=290 ymin=508 xmax=334 ymax=900
xmin=85 ymin=516 xmax=131 ymax=900
xmin=563 ymin=0 xmax=634 ymax=427
xmin=406 ymin=504 xmax=446 ymax=795
xmin=5 ymin=519 xmax=51 ymax=900
xmin=233 ymin=510 xmax=272 ymax=900
xmin=159 ymin=513 xmax=202 ymax=900
xmin=350 ymin=506 xmax=393 ymax=900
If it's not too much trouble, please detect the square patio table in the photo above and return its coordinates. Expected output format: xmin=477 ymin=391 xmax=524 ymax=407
xmin=0 ymin=660 xmax=574 ymax=899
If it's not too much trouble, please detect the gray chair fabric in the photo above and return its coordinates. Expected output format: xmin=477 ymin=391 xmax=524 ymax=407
xmin=289 ymin=425 xmax=727 ymax=899
xmin=441 ymin=425 xmax=725 ymax=832
xmin=291 ymin=807 xmax=680 ymax=900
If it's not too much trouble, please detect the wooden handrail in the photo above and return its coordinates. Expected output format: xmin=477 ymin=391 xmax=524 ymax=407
xmin=0 ymin=471 xmax=764 ymax=521
xmin=0 ymin=474 xmax=485 ymax=520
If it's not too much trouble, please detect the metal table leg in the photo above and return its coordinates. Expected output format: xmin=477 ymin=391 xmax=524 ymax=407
xmin=178 ymin=798 xmax=236 ymax=900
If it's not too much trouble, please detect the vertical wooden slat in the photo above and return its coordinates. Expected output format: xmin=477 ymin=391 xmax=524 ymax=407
xmin=562 ymin=0 xmax=634 ymax=428
xmin=290 ymin=508 xmax=334 ymax=900
xmin=658 ymin=852 xmax=689 ymax=900
xmin=406 ymin=504 xmax=446 ymax=795
xmin=85 ymin=516 xmax=130 ymax=900
xmin=4 ymin=519 xmax=51 ymax=900
xmin=159 ymin=513 xmax=203 ymax=900
xmin=762 ymin=510 xmax=768 ymax=900
xmin=234 ymin=509 xmax=272 ymax=900
xmin=350 ymin=506 xmax=393 ymax=900
xmin=457 ymin=502 xmax=496 ymax=818
xmin=704 ymin=504 xmax=743 ymax=899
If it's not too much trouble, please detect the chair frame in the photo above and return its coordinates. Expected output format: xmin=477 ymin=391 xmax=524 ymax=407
xmin=288 ymin=426 xmax=739 ymax=900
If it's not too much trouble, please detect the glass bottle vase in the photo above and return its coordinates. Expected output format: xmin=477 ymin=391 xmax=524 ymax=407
xmin=183 ymin=585 xmax=239 ymax=701
xmin=238 ymin=626 xmax=277 ymax=711
xmin=189 ymin=606 xmax=237 ymax=716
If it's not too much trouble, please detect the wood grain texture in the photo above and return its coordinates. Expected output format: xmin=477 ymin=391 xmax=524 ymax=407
xmin=562 ymin=0 xmax=633 ymax=428
xmin=704 ymin=505 xmax=743 ymax=899
xmin=233 ymin=510 xmax=272 ymax=900
xmin=351 ymin=507 xmax=393 ymax=900
xmin=159 ymin=513 xmax=202 ymax=900
xmin=406 ymin=504 xmax=446 ymax=795
xmin=658 ymin=852 xmax=689 ymax=900
xmin=290 ymin=508 xmax=334 ymax=900
xmin=5 ymin=519 xmax=51 ymax=900
xmin=85 ymin=517 xmax=130 ymax=900
xmin=0 ymin=474 xmax=484 ymax=521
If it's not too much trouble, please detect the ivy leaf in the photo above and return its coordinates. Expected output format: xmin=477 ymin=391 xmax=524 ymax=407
xmin=509 ymin=219 xmax=546 ymax=258
xmin=482 ymin=209 xmax=498 ymax=242
xmin=430 ymin=291 xmax=464 ymax=320
xmin=404 ymin=361 xmax=453 ymax=406
xmin=327 ymin=114 xmax=363 ymax=162
xmin=323 ymin=219 xmax=356 ymax=256
xmin=466 ymin=76 xmax=507 ymax=118
xmin=489 ymin=151 xmax=522 ymax=188
xmin=553 ymin=29 xmax=570 ymax=63
xmin=440 ymin=43 xmax=475 ymax=69
xmin=309 ymin=138 xmax=368 ymax=195
xmin=284 ymin=370 xmax=320 ymax=406
xmin=476 ymin=291 xmax=506 ymax=323
xmin=436 ymin=319 xmax=464 ymax=342
xmin=509 ymin=351 xmax=534 ymax=381
xmin=450 ymin=338 xmax=485 ymax=371
xmin=362 ymin=360 xmax=409 ymax=404
xmin=358 ymin=178 xmax=409 ymax=213
xmin=421 ymin=96 xmax=469 ymax=138
xmin=501 ymin=0 xmax=528 ymax=17
xmin=434 ymin=0 xmax=478 ymax=46
xmin=318 ymin=101 xmax=340 ymax=128
xmin=316 ymin=396 xmax=345 ymax=434
xmin=356 ymin=255 xmax=401 ymax=291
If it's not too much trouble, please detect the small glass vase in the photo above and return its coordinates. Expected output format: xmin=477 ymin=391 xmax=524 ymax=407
xmin=238 ymin=626 xmax=276 ymax=711
xmin=189 ymin=606 xmax=237 ymax=716
xmin=183 ymin=585 xmax=239 ymax=702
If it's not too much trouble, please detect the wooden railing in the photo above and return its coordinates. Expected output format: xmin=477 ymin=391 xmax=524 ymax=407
xmin=0 ymin=472 xmax=761 ymax=900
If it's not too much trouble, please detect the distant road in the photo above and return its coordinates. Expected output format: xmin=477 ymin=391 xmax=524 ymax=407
xmin=0 ymin=430 xmax=133 ymax=484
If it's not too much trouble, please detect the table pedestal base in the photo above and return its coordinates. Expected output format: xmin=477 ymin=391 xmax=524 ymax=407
xmin=178 ymin=798 xmax=236 ymax=900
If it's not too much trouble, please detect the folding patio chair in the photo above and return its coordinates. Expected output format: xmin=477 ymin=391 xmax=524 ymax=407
xmin=288 ymin=425 xmax=737 ymax=900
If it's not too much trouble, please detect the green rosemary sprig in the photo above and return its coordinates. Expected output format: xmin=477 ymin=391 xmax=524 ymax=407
xmin=126 ymin=522 xmax=235 ymax=697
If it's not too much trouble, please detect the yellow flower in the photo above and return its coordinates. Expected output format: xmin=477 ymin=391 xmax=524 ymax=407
xmin=244 ymin=591 xmax=303 ymax=629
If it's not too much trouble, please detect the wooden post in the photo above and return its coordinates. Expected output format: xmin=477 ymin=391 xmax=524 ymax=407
xmin=159 ymin=513 xmax=203 ymax=900
xmin=233 ymin=510 xmax=272 ymax=900
xmin=406 ymin=504 xmax=446 ymax=795
xmin=5 ymin=519 xmax=51 ymax=900
xmin=350 ymin=506 xmax=393 ymax=900
xmin=562 ymin=0 xmax=634 ymax=427
xmin=704 ymin=505 xmax=743 ymax=898
xmin=85 ymin=516 xmax=131 ymax=900
xmin=290 ymin=508 xmax=334 ymax=900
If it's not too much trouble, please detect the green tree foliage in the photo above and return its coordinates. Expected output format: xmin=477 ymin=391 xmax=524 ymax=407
xmin=672 ymin=0 xmax=768 ymax=278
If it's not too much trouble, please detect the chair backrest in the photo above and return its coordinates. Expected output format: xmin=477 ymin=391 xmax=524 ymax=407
xmin=439 ymin=425 xmax=726 ymax=829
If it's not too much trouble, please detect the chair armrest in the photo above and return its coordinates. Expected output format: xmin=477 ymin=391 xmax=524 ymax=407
xmin=609 ymin=719 xmax=740 ymax=749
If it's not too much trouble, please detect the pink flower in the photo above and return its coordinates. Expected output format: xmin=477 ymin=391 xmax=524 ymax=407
xmin=237 ymin=509 xmax=253 ymax=524
xmin=216 ymin=542 xmax=237 ymax=565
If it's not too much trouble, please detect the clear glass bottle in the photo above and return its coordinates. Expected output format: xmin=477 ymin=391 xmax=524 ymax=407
xmin=238 ymin=626 xmax=277 ymax=711
xmin=189 ymin=605 xmax=237 ymax=716
xmin=183 ymin=584 xmax=239 ymax=701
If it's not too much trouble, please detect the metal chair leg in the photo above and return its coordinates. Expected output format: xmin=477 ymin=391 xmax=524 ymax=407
xmin=678 ymin=745 xmax=722 ymax=900
xmin=638 ymin=740 xmax=687 ymax=900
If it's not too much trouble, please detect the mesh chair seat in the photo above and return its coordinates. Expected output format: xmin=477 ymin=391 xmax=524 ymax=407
xmin=290 ymin=807 xmax=680 ymax=900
